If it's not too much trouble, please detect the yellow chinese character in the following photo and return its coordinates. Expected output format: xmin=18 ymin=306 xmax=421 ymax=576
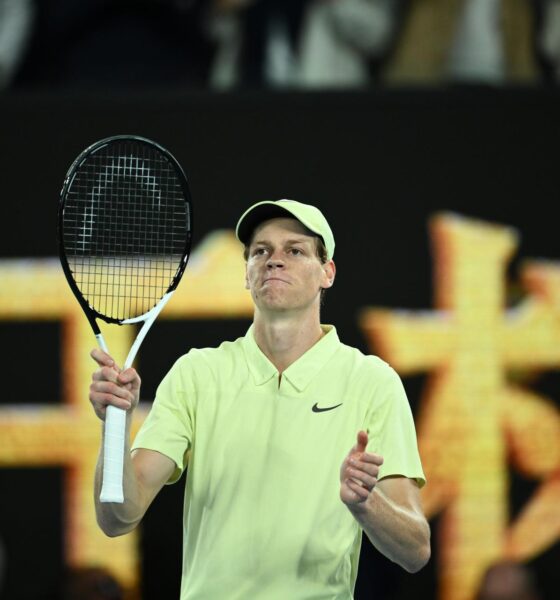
xmin=0 ymin=232 xmax=253 ymax=595
xmin=361 ymin=213 xmax=560 ymax=600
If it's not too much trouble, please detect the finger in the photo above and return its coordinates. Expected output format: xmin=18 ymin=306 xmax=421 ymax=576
xmin=91 ymin=381 xmax=134 ymax=402
xmin=118 ymin=368 xmax=141 ymax=388
xmin=348 ymin=460 xmax=380 ymax=479
xmin=356 ymin=452 xmax=384 ymax=467
xmin=89 ymin=388 xmax=132 ymax=411
xmin=89 ymin=384 xmax=132 ymax=407
xmin=92 ymin=366 xmax=121 ymax=384
xmin=343 ymin=462 xmax=378 ymax=484
xmin=346 ymin=478 xmax=369 ymax=500
xmin=356 ymin=430 xmax=368 ymax=453
xmin=348 ymin=468 xmax=377 ymax=490
xmin=91 ymin=403 xmax=107 ymax=421
xmin=347 ymin=432 xmax=372 ymax=462
xmin=90 ymin=348 xmax=118 ymax=369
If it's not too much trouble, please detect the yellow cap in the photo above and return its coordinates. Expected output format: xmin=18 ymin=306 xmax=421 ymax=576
xmin=235 ymin=199 xmax=335 ymax=260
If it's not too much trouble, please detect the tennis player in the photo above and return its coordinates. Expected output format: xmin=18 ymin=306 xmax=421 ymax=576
xmin=89 ymin=199 xmax=430 ymax=599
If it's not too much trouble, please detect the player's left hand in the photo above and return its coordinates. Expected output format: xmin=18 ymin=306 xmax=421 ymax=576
xmin=340 ymin=431 xmax=384 ymax=506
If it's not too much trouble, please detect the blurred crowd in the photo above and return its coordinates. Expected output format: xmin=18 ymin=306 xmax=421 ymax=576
xmin=1 ymin=0 xmax=560 ymax=92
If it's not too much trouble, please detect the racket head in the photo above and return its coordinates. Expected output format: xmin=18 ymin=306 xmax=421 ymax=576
xmin=58 ymin=135 xmax=193 ymax=327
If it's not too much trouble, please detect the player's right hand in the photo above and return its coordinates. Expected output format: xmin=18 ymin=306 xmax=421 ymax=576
xmin=89 ymin=349 xmax=141 ymax=421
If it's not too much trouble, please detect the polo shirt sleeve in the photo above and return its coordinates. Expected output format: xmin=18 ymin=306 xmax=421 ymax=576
xmin=366 ymin=363 xmax=426 ymax=488
xmin=131 ymin=354 xmax=195 ymax=484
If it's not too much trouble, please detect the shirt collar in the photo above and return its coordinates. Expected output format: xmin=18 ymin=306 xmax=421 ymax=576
xmin=242 ymin=324 xmax=340 ymax=391
xmin=242 ymin=325 xmax=277 ymax=386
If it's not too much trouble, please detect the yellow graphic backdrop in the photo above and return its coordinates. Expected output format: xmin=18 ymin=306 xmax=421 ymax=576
xmin=1 ymin=217 xmax=560 ymax=600
xmin=0 ymin=231 xmax=254 ymax=596
xmin=361 ymin=213 xmax=560 ymax=600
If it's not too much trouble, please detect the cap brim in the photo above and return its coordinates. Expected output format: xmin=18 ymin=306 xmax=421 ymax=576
xmin=236 ymin=203 xmax=303 ymax=245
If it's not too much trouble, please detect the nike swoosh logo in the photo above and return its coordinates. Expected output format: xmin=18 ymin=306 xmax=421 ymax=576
xmin=312 ymin=402 xmax=342 ymax=413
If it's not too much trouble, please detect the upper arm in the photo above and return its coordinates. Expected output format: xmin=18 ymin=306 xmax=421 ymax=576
xmin=377 ymin=475 xmax=424 ymax=516
xmin=131 ymin=448 xmax=176 ymax=508
xmin=366 ymin=365 xmax=426 ymax=487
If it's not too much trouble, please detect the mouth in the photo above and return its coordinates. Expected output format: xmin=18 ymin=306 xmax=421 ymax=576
xmin=263 ymin=277 xmax=289 ymax=284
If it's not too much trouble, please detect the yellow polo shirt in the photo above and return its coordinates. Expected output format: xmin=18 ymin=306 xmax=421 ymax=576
xmin=132 ymin=325 xmax=425 ymax=599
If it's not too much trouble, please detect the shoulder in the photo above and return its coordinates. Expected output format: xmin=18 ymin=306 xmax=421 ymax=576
xmin=156 ymin=337 xmax=247 ymax=396
xmin=187 ymin=335 xmax=246 ymax=363
xmin=169 ymin=335 xmax=247 ymax=378
xmin=336 ymin=341 xmax=399 ymax=383
xmin=330 ymin=342 xmax=406 ymax=408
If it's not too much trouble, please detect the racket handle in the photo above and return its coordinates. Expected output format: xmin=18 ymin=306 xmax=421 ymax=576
xmin=100 ymin=405 xmax=127 ymax=503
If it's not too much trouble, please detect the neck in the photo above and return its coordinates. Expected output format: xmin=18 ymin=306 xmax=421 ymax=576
xmin=252 ymin=310 xmax=324 ymax=373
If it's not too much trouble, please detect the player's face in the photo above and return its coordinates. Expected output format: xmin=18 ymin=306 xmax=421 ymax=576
xmin=245 ymin=217 xmax=335 ymax=314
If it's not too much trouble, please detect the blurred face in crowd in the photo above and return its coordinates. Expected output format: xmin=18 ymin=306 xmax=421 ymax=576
xmin=476 ymin=562 xmax=541 ymax=600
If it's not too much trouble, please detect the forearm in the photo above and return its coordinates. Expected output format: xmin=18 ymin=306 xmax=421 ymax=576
xmin=348 ymin=485 xmax=431 ymax=573
xmin=94 ymin=417 xmax=146 ymax=537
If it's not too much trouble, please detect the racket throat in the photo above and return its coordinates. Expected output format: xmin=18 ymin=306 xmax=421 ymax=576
xmin=122 ymin=291 xmax=174 ymax=370
xmin=95 ymin=333 xmax=109 ymax=354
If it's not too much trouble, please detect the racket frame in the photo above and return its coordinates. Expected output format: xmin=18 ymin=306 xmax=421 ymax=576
xmin=58 ymin=135 xmax=191 ymax=329
xmin=57 ymin=135 xmax=192 ymax=503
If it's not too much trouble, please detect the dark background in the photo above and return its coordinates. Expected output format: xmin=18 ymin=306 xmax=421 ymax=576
xmin=1 ymin=86 xmax=560 ymax=599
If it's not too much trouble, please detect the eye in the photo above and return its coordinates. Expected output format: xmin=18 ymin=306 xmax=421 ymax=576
xmin=289 ymin=247 xmax=303 ymax=256
xmin=252 ymin=247 xmax=268 ymax=257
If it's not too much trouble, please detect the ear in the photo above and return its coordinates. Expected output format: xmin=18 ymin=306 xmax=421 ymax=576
xmin=321 ymin=260 xmax=336 ymax=289
xmin=245 ymin=264 xmax=250 ymax=290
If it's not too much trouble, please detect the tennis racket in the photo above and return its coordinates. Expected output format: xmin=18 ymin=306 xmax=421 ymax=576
xmin=58 ymin=135 xmax=193 ymax=503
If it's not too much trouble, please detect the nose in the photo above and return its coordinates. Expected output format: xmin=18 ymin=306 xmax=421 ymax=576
xmin=266 ymin=253 xmax=284 ymax=269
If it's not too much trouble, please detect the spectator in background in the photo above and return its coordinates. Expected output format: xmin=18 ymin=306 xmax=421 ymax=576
xmin=208 ymin=0 xmax=310 ymax=88
xmin=446 ymin=0 xmax=506 ymax=84
xmin=382 ymin=0 xmax=539 ymax=86
xmin=475 ymin=561 xmax=542 ymax=600
xmin=12 ymin=0 xmax=214 ymax=90
xmin=208 ymin=0 xmax=409 ymax=89
xmin=297 ymin=0 xmax=408 ymax=87
xmin=446 ymin=0 xmax=560 ymax=86
xmin=535 ymin=0 xmax=560 ymax=83
xmin=0 ymin=0 xmax=35 ymax=89
xmin=61 ymin=567 xmax=124 ymax=600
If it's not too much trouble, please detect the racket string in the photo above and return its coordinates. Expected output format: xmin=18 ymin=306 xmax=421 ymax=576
xmin=62 ymin=140 xmax=190 ymax=321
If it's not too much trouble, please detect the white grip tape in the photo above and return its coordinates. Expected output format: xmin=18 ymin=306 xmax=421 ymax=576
xmin=95 ymin=294 xmax=174 ymax=504
xmin=99 ymin=404 xmax=126 ymax=503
